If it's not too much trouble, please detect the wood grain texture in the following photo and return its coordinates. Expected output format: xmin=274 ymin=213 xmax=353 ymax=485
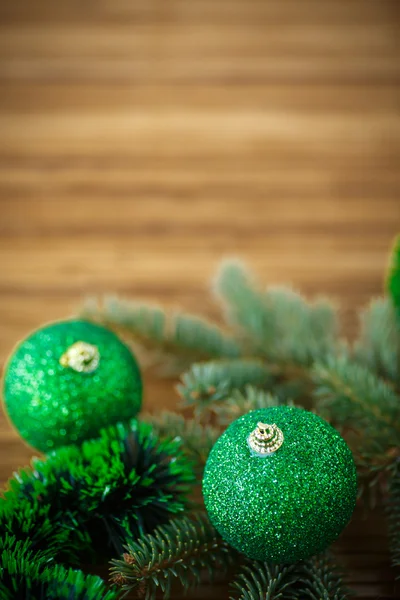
xmin=0 ymin=1 xmax=399 ymax=597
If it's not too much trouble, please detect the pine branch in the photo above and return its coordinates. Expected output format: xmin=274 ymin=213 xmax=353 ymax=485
xmin=356 ymin=454 xmax=398 ymax=510
xmin=388 ymin=463 xmax=400 ymax=576
xmin=110 ymin=513 xmax=237 ymax=599
xmin=214 ymin=261 xmax=338 ymax=367
xmin=0 ymin=536 xmax=118 ymax=600
xmin=230 ymin=554 xmax=348 ymax=600
xmin=143 ymin=411 xmax=220 ymax=470
xmin=354 ymin=298 xmax=400 ymax=384
xmin=3 ymin=420 xmax=194 ymax=562
xmin=297 ymin=555 xmax=348 ymax=600
xmin=212 ymin=387 xmax=284 ymax=426
xmin=312 ymin=355 xmax=400 ymax=453
xmin=82 ymin=297 xmax=241 ymax=372
xmin=230 ymin=561 xmax=299 ymax=600
xmin=178 ymin=359 xmax=273 ymax=416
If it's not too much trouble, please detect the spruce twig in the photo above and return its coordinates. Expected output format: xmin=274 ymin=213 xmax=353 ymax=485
xmin=110 ymin=513 xmax=237 ymax=599
xmin=312 ymin=355 xmax=400 ymax=451
xmin=230 ymin=561 xmax=299 ymax=600
xmin=230 ymin=554 xmax=348 ymax=600
xmin=354 ymin=298 xmax=400 ymax=384
xmin=178 ymin=360 xmax=274 ymax=417
xmin=212 ymin=387 xmax=284 ymax=426
xmin=143 ymin=411 xmax=220 ymax=471
xmin=214 ymin=261 xmax=338 ymax=366
xmin=82 ymin=297 xmax=241 ymax=373
xmin=388 ymin=463 xmax=400 ymax=576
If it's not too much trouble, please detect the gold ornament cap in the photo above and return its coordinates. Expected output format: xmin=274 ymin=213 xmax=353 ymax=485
xmin=247 ymin=421 xmax=284 ymax=456
xmin=59 ymin=341 xmax=100 ymax=373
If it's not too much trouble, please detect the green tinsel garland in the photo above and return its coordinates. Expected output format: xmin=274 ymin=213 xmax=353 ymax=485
xmin=0 ymin=419 xmax=194 ymax=597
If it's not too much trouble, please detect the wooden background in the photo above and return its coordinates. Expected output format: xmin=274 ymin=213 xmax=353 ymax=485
xmin=0 ymin=1 xmax=399 ymax=597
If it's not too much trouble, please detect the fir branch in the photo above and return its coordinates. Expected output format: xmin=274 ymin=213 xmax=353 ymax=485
xmin=178 ymin=359 xmax=273 ymax=416
xmin=214 ymin=261 xmax=338 ymax=366
xmin=356 ymin=453 xmax=398 ymax=510
xmin=230 ymin=561 xmax=299 ymax=600
xmin=143 ymin=411 xmax=220 ymax=470
xmin=354 ymin=298 xmax=400 ymax=384
xmin=0 ymin=536 xmax=118 ymax=600
xmin=82 ymin=297 xmax=241 ymax=372
xmin=110 ymin=513 xmax=237 ymax=599
xmin=387 ymin=233 xmax=400 ymax=320
xmin=312 ymin=355 xmax=400 ymax=452
xmin=230 ymin=555 xmax=348 ymax=600
xmin=3 ymin=420 xmax=194 ymax=562
xmin=213 ymin=387 xmax=284 ymax=426
xmin=297 ymin=555 xmax=348 ymax=600
xmin=388 ymin=463 xmax=400 ymax=575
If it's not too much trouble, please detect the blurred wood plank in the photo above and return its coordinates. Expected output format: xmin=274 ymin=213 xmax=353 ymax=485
xmin=0 ymin=0 xmax=399 ymax=598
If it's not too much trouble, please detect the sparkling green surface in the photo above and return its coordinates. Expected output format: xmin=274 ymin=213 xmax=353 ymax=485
xmin=202 ymin=406 xmax=357 ymax=563
xmin=2 ymin=320 xmax=142 ymax=452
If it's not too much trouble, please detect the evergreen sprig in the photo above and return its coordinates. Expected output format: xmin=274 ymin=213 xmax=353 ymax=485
xmin=230 ymin=554 xmax=348 ymax=600
xmin=2 ymin=420 xmax=194 ymax=561
xmin=354 ymin=297 xmax=400 ymax=384
xmin=212 ymin=387 xmax=284 ymax=426
xmin=110 ymin=513 xmax=237 ymax=599
xmin=144 ymin=410 xmax=220 ymax=470
xmin=230 ymin=561 xmax=299 ymax=600
xmin=312 ymin=355 xmax=400 ymax=454
xmin=82 ymin=297 xmax=241 ymax=371
xmin=178 ymin=359 xmax=273 ymax=416
xmin=388 ymin=463 xmax=400 ymax=575
xmin=214 ymin=261 xmax=338 ymax=366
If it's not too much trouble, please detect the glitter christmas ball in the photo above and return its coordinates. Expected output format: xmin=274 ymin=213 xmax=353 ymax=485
xmin=2 ymin=320 xmax=142 ymax=452
xmin=202 ymin=406 xmax=357 ymax=563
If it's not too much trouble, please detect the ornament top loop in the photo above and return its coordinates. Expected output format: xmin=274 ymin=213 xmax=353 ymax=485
xmin=60 ymin=341 xmax=100 ymax=373
xmin=247 ymin=421 xmax=284 ymax=456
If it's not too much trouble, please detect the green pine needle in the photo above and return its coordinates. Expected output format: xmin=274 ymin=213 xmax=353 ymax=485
xmin=213 ymin=387 xmax=285 ymax=426
xmin=230 ymin=554 xmax=348 ymax=600
xmin=82 ymin=297 xmax=241 ymax=372
xmin=214 ymin=261 xmax=338 ymax=366
xmin=312 ymin=355 xmax=400 ymax=452
xmin=355 ymin=297 xmax=400 ymax=384
xmin=143 ymin=410 xmax=220 ymax=470
xmin=110 ymin=513 xmax=237 ymax=599
xmin=388 ymin=463 xmax=400 ymax=575
xmin=178 ymin=359 xmax=274 ymax=416
xmin=230 ymin=561 xmax=299 ymax=600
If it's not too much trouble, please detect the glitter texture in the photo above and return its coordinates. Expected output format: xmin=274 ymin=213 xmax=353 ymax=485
xmin=202 ymin=406 xmax=357 ymax=563
xmin=2 ymin=320 xmax=142 ymax=452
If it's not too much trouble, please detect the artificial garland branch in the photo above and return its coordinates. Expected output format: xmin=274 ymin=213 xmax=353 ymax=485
xmin=1 ymin=420 xmax=193 ymax=562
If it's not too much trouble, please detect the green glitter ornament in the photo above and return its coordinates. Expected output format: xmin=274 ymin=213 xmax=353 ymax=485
xmin=202 ymin=406 xmax=357 ymax=563
xmin=2 ymin=320 xmax=142 ymax=452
